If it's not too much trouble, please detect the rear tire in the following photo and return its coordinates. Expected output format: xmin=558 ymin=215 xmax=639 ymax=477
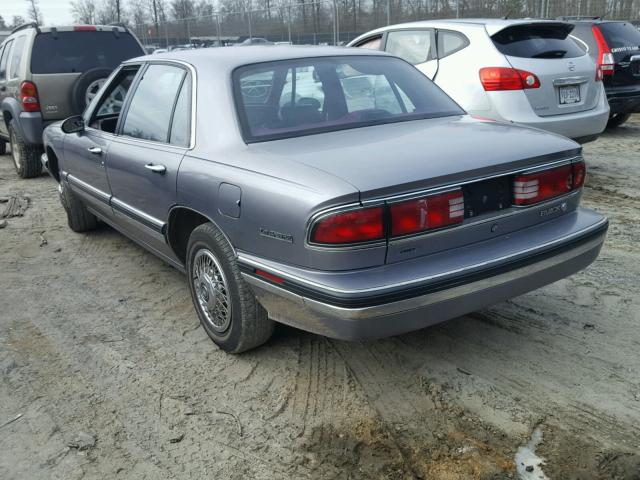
xmin=9 ymin=125 xmax=42 ymax=179
xmin=186 ymin=223 xmax=274 ymax=353
xmin=61 ymin=183 xmax=99 ymax=232
xmin=606 ymin=112 xmax=631 ymax=129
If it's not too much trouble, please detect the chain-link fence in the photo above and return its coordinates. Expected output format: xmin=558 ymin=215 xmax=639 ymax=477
xmin=130 ymin=0 xmax=640 ymax=49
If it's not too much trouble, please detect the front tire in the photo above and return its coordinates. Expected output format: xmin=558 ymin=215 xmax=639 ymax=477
xmin=60 ymin=183 xmax=99 ymax=232
xmin=9 ymin=125 xmax=42 ymax=179
xmin=606 ymin=112 xmax=631 ymax=129
xmin=186 ymin=223 xmax=274 ymax=353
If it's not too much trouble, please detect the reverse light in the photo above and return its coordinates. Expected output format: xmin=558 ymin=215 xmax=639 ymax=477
xmin=479 ymin=67 xmax=541 ymax=91
xmin=20 ymin=81 xmax=40 ymax=113
xmin=311 ymin=206 xmax=384 ymax=245
xmin=513 ymin=161 xmax=586 ymax=206
xmin=390 ymin=190 xmax=464 ymax=237
xmin=592 ymin=26 xmax=614 ymax=80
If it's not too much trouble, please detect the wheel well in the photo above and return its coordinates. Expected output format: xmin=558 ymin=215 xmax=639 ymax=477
xmin=46 ymin=146 xmax=60 ymax=182
xmin=167 ymin=208 xmax=210 ymax=264
xmin=2 ymin=110 xmax=12 ymax=132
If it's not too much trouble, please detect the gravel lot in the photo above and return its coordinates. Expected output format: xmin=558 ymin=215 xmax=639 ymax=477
xmin=1 ymin=117 xmax=639 ymax=480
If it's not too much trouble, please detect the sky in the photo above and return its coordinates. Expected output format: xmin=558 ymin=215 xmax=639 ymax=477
xmin=2 ymin=0 xmax=71 ymax=27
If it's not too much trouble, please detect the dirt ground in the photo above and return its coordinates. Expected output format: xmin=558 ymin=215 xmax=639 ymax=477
xmin=1 ymin=117 xmax=639 ymax=480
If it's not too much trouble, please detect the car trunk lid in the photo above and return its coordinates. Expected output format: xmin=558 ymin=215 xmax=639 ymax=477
xmin=32 ymin=73 xmax=81 ymax=120
xmin=491 ymin=22 xmax=600 ymax=117
xmin=596 ymin=22 xmax=640 ymax=88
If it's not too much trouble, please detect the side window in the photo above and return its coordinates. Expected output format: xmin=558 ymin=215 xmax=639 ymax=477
xmin=9 ymin=36 xmax=26 ymax=79
xmin=89 ymin=67 xmax=140 ymax=133
xmin=437 ymin=31 xmax=469 ymax=59
xmin=385 ymin=30 xmax=433 ymax=65
xmin=169 ymin=73 xmax=192 ymax=147
xmin=122 ymin=64 xmax=186 ymax=143
xmin=0 ymin=40 xmax=13 ymax=80
xmin=356 ymin=36 xmax=382 ymax=50
xmin=338 ymin=65 xmax=411 ymax=114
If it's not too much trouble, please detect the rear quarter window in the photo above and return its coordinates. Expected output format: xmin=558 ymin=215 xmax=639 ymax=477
xmin=492 ymin=24 xmax=586 ymax=59
xmin=30 ymin=31 xmax=144 ymax=74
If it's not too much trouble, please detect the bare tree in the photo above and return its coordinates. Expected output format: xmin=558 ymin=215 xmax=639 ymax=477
xmin=25 ymin=0 xmax=43 ymax=25
xmin=71 ymin=0 xmax=97 ymax=23
xmin=96 ymin=0 xmax=127 ymax=24
xmin=9 ymin=15 xmax=27 ymax=29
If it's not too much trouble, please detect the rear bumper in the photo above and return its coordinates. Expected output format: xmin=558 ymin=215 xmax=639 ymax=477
xmin=239 ymin=209 xmax=607 ymax=340
xmin=484 ymin=88 xmax=610 ymax=140
xmin=17 ymin=112 xmax=47 ymax=146
xmin=605 ymin=87 xmax=640 ymax=115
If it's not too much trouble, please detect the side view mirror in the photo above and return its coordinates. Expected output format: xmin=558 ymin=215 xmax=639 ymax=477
xmin=61 ymin=115 xmax=85 ymax=134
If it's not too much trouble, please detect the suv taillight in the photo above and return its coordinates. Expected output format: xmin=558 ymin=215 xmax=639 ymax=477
xmin=311 ymin=206 xmax=384 ymax=245
xmin=592 ymin=26 xmax=614 ymax=80
xmin=390 ymin=190 xmax=464 ymax=236
xmin=513 ymin=160 xmax=586 ymax=206
xmin=479 ymin=67 xmax=541 ymax=91
xmin=20 ymin=81 xmax=40 ymax=113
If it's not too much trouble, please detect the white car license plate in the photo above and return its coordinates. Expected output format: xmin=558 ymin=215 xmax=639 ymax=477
xmin=559 ymin=85 xmax=581 ymax=105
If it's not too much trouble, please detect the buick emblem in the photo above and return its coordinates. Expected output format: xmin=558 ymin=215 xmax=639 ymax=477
xmin=567 ymin=61 xmax=576 ymax=72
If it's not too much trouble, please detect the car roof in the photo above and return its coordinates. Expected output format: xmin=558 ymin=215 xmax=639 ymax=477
xmin=127 ymin=45 xmax=391 ymax=70
xmin=356 ymin=18 xmax=571 ymax=37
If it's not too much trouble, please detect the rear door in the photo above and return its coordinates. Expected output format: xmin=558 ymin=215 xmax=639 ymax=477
xmin=491 ymin=22 xmax=600 ymax=117
xmin=106 ymin=63 xmax=192 ymax=260
xmin=0 ymin=40 xmax=12 ymax=138
xmin=598 ymin=22 xmax=640 ymax=88
xmin=30 ymin=29 xmax=144 ymax=120
xmin=384 ymin=29 xmax=438 ymax=79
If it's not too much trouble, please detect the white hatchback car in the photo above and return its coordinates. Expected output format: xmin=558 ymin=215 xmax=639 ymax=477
xmin=348 ymin=19 xmax=610 ymax=142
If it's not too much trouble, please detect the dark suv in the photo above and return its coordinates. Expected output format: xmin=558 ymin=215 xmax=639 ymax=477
xmin=565 ymin=18 xmax=640 ymax=128
xmin=0 ymin=23 xmax=145 ymax=178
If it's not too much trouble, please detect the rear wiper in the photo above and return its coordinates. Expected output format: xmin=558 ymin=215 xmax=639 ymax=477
xmin=532 ymin=50 xmax=567 ymax=58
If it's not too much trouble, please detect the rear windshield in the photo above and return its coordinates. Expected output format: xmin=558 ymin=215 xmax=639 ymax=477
xmin=233 ymin=56 xmax=463 ymax=142
xmin=492 ymin=24 xmax=586 ymax=59
xmin=31 ymin=31 xmax=143 ymax=74
xmin=598 ymin=22 xmax=640 ymax=53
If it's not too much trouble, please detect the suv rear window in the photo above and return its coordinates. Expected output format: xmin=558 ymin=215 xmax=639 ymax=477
xmin=492 ymin=24 xmax=585 ymax=59
xmin=30 ymin=31 xmax=143 ymax=74
xmin=597 ymin=22 xmax=640 ymax=52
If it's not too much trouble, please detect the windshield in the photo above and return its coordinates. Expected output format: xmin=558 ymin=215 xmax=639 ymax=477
xmin=492 ymin=24 xmax=585 ymax=59
xmin=233 ymin=56 xmax=464 ymax=143
xmin=31 ymin=31 xmax=144 ymax=74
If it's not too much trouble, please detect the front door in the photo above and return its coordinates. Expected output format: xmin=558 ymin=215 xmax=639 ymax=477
xmin=106 ymin=63 xmax=192 ymax=262
xmin=63 ymin=66 xmax=140 ymax=217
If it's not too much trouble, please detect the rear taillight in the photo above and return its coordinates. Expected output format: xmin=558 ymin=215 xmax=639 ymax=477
xmin=390 ymin=190 xmax=464 ymax=237
xmin=479 ymin=67 xmax=541 ymax=91
xmin=74 ymin=25 xmax=97 ymax=31
xmin=592 ymin=26 xmax=614 ymax=80
xmin=513 ymin=161 xmax=586 ymax=206
xmin=20 ymin=81 xmax=40 ymax=113
xmin=311 ymin=206 xmax=384 ymax=245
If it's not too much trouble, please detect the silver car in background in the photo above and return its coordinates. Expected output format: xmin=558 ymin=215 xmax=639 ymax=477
xmin=349 ymin=19 xmax=610 ymax=142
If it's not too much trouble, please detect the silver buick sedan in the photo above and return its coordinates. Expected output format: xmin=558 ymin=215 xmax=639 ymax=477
xmin=41 ymin=47 xmax=608 ymax=353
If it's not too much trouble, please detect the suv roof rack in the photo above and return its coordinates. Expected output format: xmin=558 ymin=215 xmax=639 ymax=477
xmin=11 ymin=22 xmax=40 ymax=34
xmin=556 ymin=16 xmax=603 ymax=21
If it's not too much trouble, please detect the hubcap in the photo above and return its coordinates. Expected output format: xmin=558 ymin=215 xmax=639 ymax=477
xmin=192 ymin=249 xmax=232 ymax=333
xmin=10 ymin=131 xmax=20 ymax=170
xmin=85 ymin=78 xmax=107 ymax=107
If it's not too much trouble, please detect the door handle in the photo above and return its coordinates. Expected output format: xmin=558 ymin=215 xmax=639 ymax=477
xmin=87 ymin=146 xmax=102 ymax=154
xmin=145 ymin=163 xmax=166 ymax=174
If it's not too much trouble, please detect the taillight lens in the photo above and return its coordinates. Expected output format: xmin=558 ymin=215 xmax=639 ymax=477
xmin=479 ymin=67 xmax=541 ymax=91
xmin=20 ymin=81 xmax=40 ymax=113
xmin=74 ymin=25 xmax=98 ymax=31
xmin=513 ymin=161 xmax=586 ymax=206
xmin=311 ymin=206 xmax=384 ymax=244
xmin=390 ymin=190 xmax=464 ymax=237
xmin=592 ymin=26 xmax=614 ymax=79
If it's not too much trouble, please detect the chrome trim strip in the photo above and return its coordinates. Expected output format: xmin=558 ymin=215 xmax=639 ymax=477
xmin=238 ymin=216 xmax=607 ymax=295
xmin=553 ymin=76 xmax=588 ymax=86
xmin=67 ymin=174 xmax=111 ymax=204
xmin=111 ymin=197 xmax=165 ymax=232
